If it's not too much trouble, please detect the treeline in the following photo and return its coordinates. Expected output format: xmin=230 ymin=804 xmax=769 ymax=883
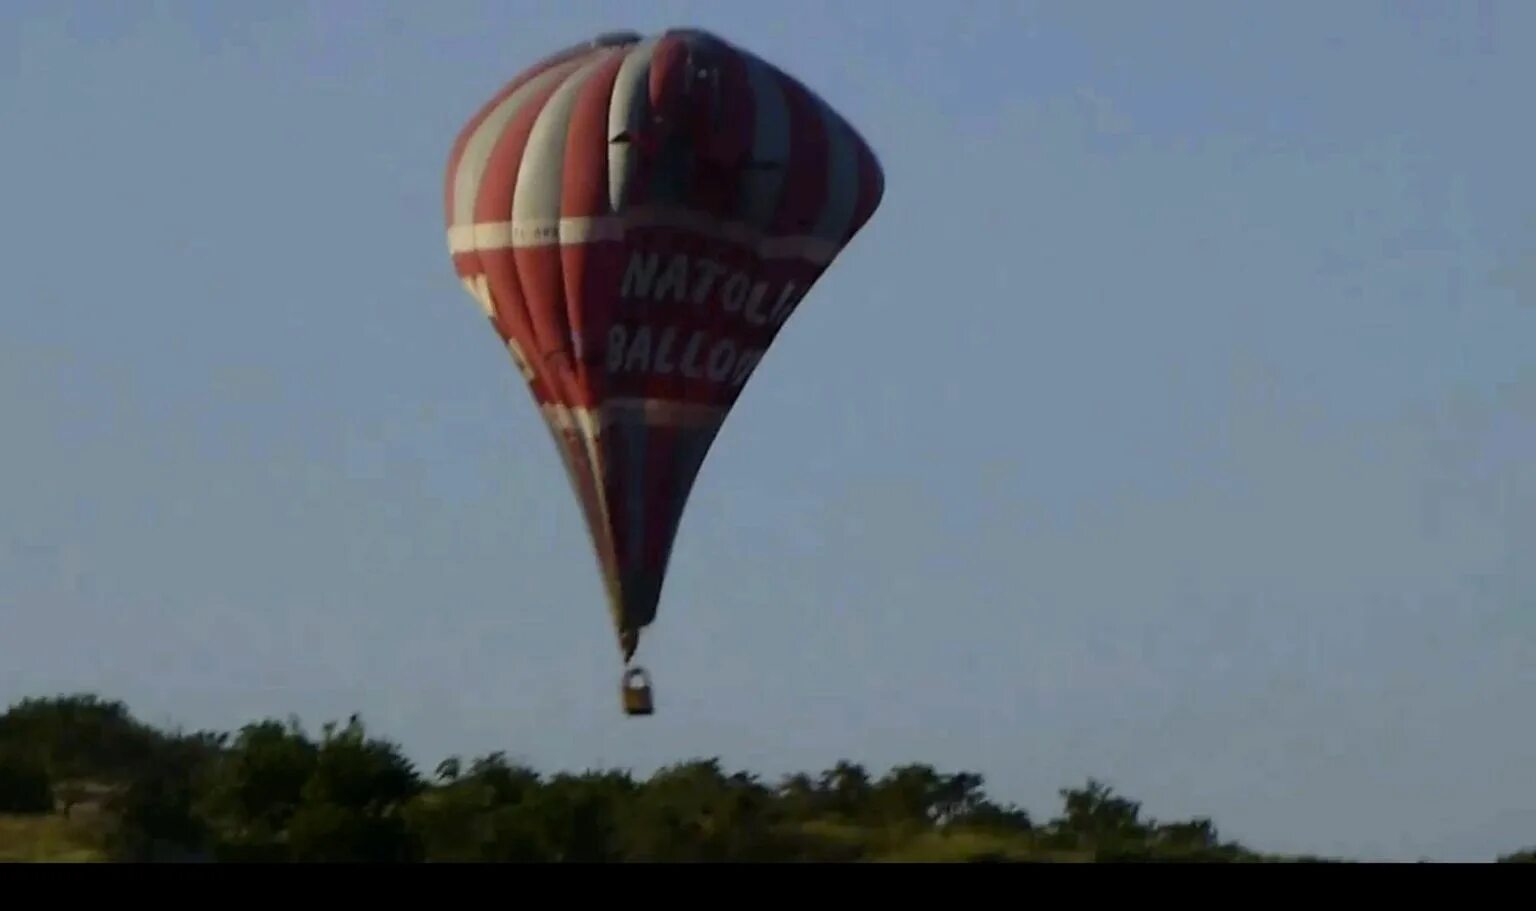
xmin=0 ymin=694 xmax=1530 ymax=862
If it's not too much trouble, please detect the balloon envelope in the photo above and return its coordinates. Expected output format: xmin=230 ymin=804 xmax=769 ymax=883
xmin=443 ymin=27 xmax=884 ymax=661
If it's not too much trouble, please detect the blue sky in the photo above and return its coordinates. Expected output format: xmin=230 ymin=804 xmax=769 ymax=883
xmin=3 ymin=0 xmax=1534 ymax=861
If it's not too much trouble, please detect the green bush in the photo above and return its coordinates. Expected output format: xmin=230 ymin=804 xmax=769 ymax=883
xmin=3 ymin=693 xmax=1530 ymax=863
xmin=0 ymin=751 xmax=54 ymax=814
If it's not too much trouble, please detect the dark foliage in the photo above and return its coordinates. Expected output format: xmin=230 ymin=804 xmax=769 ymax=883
xmin=0 ymin=750 xmax=54 ymax=814
xmin=0 ymin=694 xmax=1527 ymax=862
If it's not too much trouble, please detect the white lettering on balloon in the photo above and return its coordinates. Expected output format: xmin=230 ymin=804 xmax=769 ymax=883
xmin=619 ymin=250 xmax=804 ymax=328
xmin=602 ymin=251 xmax=810 ymax=390
xmin=602 ymin=322 xmax=764 ymax=389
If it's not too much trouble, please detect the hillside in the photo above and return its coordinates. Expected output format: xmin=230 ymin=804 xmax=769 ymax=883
xmin=1 ymin=693 xmax=1530 ymax=863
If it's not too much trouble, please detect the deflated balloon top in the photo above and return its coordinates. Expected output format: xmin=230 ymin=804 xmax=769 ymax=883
xmin=591 ymin=30 xmax=643 ymax=48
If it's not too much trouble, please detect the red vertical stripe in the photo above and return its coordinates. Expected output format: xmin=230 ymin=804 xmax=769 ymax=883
xmin=684 ymin=40 xmax=754 ymax=219
xmin=647 ymin=34 xmax=690 ymax=130
xmin=640 ymin=422 xmax=680 ymax=581
xmin=475 ymin=60 xmax=583 ymax=407
xmin=444 ymin=41 xmax=602 ymax=238
xmin=602 ymin=419 xmax=634 ymax=589
xmin=767 ymin=72 xmax=830 ymax=236
xmin=444 ymin=81 xmax=523 ymax=231
xmin=848 ymin=135 xmax=885 ymax=244
xmin=560 ymin=49 xmax=629 ymax=412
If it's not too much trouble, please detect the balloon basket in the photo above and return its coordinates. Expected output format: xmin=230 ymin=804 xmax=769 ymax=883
xmin=621 ymin=667 xmax=654 ymax=716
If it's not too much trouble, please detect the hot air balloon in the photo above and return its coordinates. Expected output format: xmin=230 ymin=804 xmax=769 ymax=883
xmin=443 ymin=27 xmax=884 ymax=715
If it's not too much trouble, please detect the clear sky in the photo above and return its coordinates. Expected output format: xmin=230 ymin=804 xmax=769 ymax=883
xmin=3 ymin=0 xmax=1534 ymax=862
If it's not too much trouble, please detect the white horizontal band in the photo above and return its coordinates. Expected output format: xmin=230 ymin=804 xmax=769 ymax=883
xmin=448 ymin=206 xmax=841 ymax=265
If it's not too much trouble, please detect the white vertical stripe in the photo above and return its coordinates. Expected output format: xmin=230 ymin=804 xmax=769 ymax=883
xmin=607 ymin=39 xmax=660 ymax=213
xmin=512 ymin=53 xmax=615 ymax=224
xmin=450 ymin=58 xmax=589 ymax=228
